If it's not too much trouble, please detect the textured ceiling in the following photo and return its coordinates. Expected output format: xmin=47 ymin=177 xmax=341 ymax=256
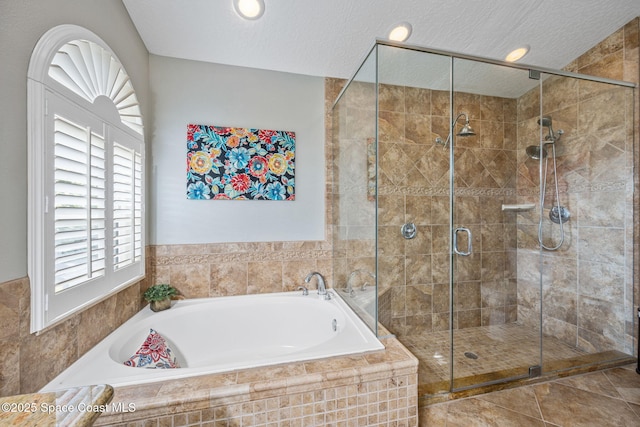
xmin=122 ymin=0 xmax=640 ymax=97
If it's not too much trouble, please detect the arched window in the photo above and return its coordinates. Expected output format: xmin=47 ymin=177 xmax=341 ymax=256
xmin=28 ymin=25 xmax=145 ymax=333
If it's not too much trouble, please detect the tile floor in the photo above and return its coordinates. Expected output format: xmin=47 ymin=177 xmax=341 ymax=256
xmin=399 ymin=323 xmax=628 ymax=396
xmin=419 ymin=363 xmax=640 ymax=426
xmin=403 ymin=324 xmax=586 ymax=382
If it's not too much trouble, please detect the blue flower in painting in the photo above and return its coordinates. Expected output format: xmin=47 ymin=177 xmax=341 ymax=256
xmin=228 ymin=147 xmax=250 ymax=169
xmin=187 ymin=181 xmax=211 ymax=199
xmin=266 ymin=182 xmax=286 ymax=200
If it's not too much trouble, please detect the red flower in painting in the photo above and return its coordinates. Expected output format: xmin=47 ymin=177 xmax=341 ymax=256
xmin=187 ymin=124 xmax=201 ymax=141
xmin=231 ymin=173 xmax=251 ymax=193
xmin=258 ymin=129 xmax=277 ymax=143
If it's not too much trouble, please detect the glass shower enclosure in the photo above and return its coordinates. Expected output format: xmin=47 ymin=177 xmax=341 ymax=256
xmin=331 ymin=41 xmax=636 ymax=398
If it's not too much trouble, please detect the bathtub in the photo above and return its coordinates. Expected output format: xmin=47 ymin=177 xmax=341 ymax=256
xmin=41 ymin=290 xmax=384 ymax=391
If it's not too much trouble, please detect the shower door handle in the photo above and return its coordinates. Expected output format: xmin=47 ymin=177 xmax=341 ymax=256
xmin=453 ymin=227 xmax=473 ymax=256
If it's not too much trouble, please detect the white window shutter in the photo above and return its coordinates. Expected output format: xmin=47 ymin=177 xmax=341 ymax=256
xmin=28 ymin=26 xmax=145 ymax=333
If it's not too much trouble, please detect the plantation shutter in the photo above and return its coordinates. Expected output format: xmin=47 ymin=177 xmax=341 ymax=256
xmin=29 ymin=27 xmax=145 ymax=332
xmin=112 ymin=141 xmax=143 ymax=270
xmin=53 ymin=116 xmax=106 ymax=292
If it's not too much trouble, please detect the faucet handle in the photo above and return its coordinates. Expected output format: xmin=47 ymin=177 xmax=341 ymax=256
xmin=323 ymin=291 xmax=332 ymax=301
xmin=297 ymin=286 xmax=309 ymax=296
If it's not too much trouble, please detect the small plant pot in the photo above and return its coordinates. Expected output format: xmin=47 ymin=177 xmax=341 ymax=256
xmin=149 ymin=298 xmax=171 ymax=312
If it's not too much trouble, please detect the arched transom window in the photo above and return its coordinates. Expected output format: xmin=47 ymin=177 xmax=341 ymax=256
xmin=28 ymin=25 xmax=145 ymax=333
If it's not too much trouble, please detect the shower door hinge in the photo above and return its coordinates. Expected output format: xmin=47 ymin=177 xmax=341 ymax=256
xmin=529 ymin=69 xmax=541 ymax=80
xmin=529 ymin=365 xmax=542 ymax=378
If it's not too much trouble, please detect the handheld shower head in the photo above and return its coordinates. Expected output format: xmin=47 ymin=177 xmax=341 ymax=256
xmin=538 ymin=115 xmax=556 ymax=141
xmin=538 ymin=116 xmax=552 ymax=128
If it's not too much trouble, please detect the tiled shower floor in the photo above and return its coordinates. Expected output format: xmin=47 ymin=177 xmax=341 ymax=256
xmin=399 ymin=323 xmax=592 ymax=395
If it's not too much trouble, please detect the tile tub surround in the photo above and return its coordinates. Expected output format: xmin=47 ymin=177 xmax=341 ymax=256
xmin=0 ymin=276 xmax=146 ymax=397
xmin=94 ymin=336 xmax=418 ymax=426
xmin=146 ymin=241 xmax=335 ymax=299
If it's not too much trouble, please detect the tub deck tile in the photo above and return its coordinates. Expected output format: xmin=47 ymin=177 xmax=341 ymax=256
xmin=158 ymin=371 xmax=238 ymax=396
xmin=237 ymin=361 xmax=307 ymax=384
xmin=96 ymin=335 xmax=419 ymax=426
xmin=304 ymin=354 xmax=370 ymax=374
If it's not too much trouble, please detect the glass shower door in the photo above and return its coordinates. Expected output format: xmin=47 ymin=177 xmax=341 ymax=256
xmin=450 ymin=57 xmax=542 ymax=390
xmin=335 ymin=40 xmax=636 ymax=400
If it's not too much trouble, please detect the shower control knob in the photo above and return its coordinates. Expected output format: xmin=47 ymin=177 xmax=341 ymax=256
xmin=401 ymin=223 xmax=417 ymax=239
xmin=549 ymin=206 xmax=570 ymax=224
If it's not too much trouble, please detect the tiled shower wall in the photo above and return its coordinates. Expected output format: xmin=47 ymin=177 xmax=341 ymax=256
xmin=331 ymin=79 xmax=520 ymax=338
xmin=332 ymin=19 xmax=639 ymax=355
xmin=515 ymin=20 xmax=639 ymax=354
xmin=377 ymin=88 xmax=520 ymax=336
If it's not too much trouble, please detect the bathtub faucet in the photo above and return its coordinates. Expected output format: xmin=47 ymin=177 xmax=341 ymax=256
xmin=304 ymin=272 xmax=330 ymax=300
xmin=346 ymin=269 xmax=376 ymax=297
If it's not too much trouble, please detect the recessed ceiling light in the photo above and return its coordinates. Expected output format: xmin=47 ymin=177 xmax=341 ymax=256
xmin=388 ymin=22 xmax=412 ymax=42
xmin=233 ymin=0 xmax=265 ymax=20
xmin=505 ymin=46 xmax=530 ymax=62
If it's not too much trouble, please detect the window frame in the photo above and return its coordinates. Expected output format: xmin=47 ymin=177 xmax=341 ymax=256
xmin=28 ymin=25 xmax=145 ymax=333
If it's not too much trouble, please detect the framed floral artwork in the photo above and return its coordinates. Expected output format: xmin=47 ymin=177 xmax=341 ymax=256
xmin=186 ymin=124 xmax=295 ymax=200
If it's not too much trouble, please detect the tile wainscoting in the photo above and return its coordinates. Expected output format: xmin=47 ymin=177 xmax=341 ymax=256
xmin=96 ymin=337 xmax=419 ymax=427
xmin=146 ymin=241 xmax=334 ymax=300
xmin=0 ymin=276 xmax=144 ymax=396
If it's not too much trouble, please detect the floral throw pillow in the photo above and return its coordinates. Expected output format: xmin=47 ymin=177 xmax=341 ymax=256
xmin=123 ymin=328 xmax=180 ymax=369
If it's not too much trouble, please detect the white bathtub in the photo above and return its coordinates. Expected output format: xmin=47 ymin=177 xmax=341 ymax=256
xmin=41 ymin=290 xmax=384 ymax=391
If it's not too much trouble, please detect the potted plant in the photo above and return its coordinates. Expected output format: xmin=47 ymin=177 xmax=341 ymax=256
xmin=144 ymin=284 xmax=178 ymax=312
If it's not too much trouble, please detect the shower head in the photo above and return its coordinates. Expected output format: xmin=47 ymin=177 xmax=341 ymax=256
xmin=457 ymin=121 xmax=476 ymax=137
xmin=434 ymin=112 xmax=475 ymax=148
xmin=455 ymin=113 xmax=475 ymax=137
xmin=526 ymin=145 xmax=547 ymax=160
